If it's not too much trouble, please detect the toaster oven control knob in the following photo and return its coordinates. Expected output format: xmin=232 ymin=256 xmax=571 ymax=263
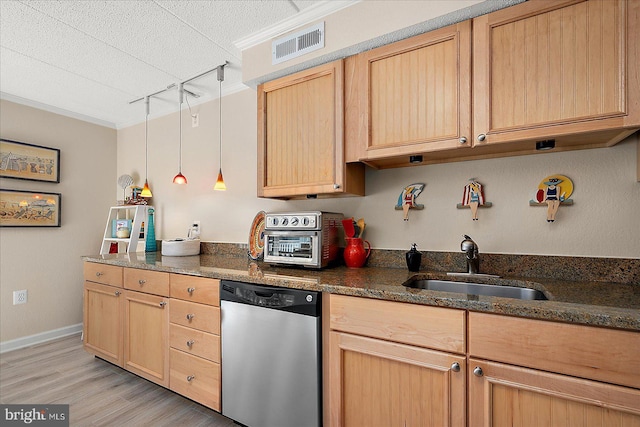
xmin=302 ymin=217 xmax=310 ymax=226
xmin=270 ymin=217 xmax=278 ymax=226
xmin=281 ymin=217 xmax=289 ymax=226
xmin=291 ymin=217 xmax=299 ymax=226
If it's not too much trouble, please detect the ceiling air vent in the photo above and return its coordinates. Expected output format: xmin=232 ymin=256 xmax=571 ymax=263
xmin=272 ymin=22 xmax=324 ymax=65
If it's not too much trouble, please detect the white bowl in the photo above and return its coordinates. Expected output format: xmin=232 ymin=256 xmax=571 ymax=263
xmin=161 ymin=239 xmax=200 ymax=256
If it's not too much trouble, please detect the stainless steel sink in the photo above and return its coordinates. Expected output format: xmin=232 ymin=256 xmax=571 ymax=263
xmin=405 ymin=279 xmax=547 ymax=300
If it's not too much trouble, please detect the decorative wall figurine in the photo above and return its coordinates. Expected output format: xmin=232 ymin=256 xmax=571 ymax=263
xmin=457 ymin=179 xmax=492 ymax=220
xmin=395 ymin=183 xmax=425 ymax=221
xmin=530 ymin=174 xmax=574 ymax=222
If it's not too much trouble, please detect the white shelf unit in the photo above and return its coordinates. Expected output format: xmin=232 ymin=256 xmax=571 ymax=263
xmin=100 ymin=205 xmax=149 ymax=255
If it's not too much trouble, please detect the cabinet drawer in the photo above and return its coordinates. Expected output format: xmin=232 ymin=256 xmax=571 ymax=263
xmin=170 ymin=299 xmax=220 ymax=335
xmin=170 ymin=274 xmax=219 ymax=306
xmin=169 ymin=323 xmax=220 ymax=363
xmin=468 ymin=312 xmax=640 ymax=389
xmin=84 ymin=262 xmax=123 ymax=287
xmin=170 ymin=348 xmax=220 ymax=411
xmin=124 ymin=268 xmax=169 ymax=296
xmin=330 ymin=294 xmax=465 ymax=353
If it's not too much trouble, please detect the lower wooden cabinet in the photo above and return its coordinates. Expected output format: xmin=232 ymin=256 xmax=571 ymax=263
xmin=84 ymin=264 xmax=222 ymax=412
xmin=169 ymin=275 xmax=221 ymax=411
xmin=328 ymin=294 xmax=466 ymax=427
xmin=468 ymin=359 xmax=640 ymax=426
xmin=123 ymin=289 xmax=169 ymax=387
xmin=83 ymin=281 xmax=124 ymax=367
xmin=169 ymin=348 xmax=221 ymax=411
xmin=329 ymin=331 xmax=466 ymax=427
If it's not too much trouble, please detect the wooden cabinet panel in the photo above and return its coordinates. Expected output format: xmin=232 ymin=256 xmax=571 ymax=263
xmin=468 ymin=312 xmax=640 ymax=389
xmin=473 ymin=0 xmax=640 ymax=148
xmin=169 ymin=274 xmax=219 ymax=306
xmin=170 ymin=299 xmax=220 ymax=335
xmin=329 ymin=331 xmax=466 ymax=427
xmin=351 ymin=20 xmax=472 ymax=166
xmin=83 ymin=281 xmax=123 ymax=366
xmin=330 ymin=294 xmax=465 ymax=353
xmin=124 ymin=268 xmax=169 ymax=297
xmin=123 ymin=290 xmax=169 ymax=387
xmin=169 ymin=323 xmax=219 ymax=363
xmin=84 ymin=262 xmax=122 ymax=288
xmin=468 ymin=359 xmax=640 ymax=427
xmin=257 ymin=59 xmax=364 ymax=198
xmin=169 ymin=348 xmax=221 ymax=411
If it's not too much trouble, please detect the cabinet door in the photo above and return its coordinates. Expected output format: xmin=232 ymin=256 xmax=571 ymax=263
xmin=329 ymin=331 xmax=465 ymax=427
xmin=351 ymin=21 xmax=472 ymax=167
xmin=468 ymin=359 xmax=640 ymax=427
xmin=473 ymin=0 xmax=640 ymax=148
xmin=257 ymin=59 xmax=364 ymax=198
xmin=123 ymin=290 xmax=169 ymax=387
xmin=83 ymin=281 xmax=123 ymax=366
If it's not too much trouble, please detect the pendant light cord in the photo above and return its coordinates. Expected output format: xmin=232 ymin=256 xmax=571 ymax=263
xmin=145 ymin=96 xmax=149 ymax=178
xmin=219 ymin=78 xmax=222 ymax=169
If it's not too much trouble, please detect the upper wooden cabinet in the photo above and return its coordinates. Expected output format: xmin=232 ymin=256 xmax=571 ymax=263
xmin=472 ymin=0 xmax=640 ymax=151
xmin=346 ymin=21 xmax=472 ymax=168
xmin=257 ymin=59 xmax=364 ymax=198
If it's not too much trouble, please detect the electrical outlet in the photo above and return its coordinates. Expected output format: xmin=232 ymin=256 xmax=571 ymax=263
xmin=13 ymin=290 xmax=27 ymax=305
xmin=192 ymin=113 xmax=199 ymax=128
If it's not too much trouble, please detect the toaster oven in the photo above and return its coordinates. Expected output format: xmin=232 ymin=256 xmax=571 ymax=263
xmin=263 ymin=211 xmax=343 ymax=268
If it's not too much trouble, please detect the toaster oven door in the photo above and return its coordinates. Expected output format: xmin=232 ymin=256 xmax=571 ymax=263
xmin=264 ymin=231 xmax=320 ymax=267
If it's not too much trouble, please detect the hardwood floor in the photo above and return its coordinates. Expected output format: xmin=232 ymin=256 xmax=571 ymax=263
xmin=0 ymin=333 xmax=236 ymax=426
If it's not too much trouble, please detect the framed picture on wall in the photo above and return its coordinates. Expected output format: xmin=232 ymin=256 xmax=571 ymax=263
xmin=0 ymin=189 xmax=61 ymax=227
xmin=0 ymin=139 xmax=60 ymax=183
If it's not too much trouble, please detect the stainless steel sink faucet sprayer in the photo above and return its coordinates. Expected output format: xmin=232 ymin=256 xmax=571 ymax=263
xmin=461 ymin=234 xmax=479 ymax=274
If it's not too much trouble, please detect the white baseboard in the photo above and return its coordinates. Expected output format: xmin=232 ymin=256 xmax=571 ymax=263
xmin=0 ymin=323 xmax=83 ymax=354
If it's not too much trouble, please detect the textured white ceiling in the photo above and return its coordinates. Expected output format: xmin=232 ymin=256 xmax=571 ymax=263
xmin=0 ymin=0 xmax=325 ymax=128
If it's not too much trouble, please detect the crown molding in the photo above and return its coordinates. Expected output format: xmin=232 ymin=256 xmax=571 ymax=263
xmin=234 ymin=0 xmax=360 ymax=51
xmin=1 ymin=91 xmax=117 ymax=129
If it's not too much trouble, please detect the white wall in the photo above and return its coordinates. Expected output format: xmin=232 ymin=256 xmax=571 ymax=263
xmin=0 ymin=99 xmax=116 ymax=343
xmin=118 ymin=88 xmax=640 ymax=259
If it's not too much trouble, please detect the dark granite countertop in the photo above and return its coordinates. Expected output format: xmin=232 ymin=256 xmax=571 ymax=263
xmin=82 ymin=252 xmax=640 ymax=332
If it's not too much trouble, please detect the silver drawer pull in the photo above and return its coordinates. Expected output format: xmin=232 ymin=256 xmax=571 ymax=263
xmin=187 ymin=287 xmax=196 ymax=294
xmin=451 ymin=362 xmax=460 ymax=372
xmin=187 ymin=375 xmax=195 ymax=382
xmin=114 ymin=291 xmax=121 ymax=296
xmin=473 ymin=366 xmax=484 ymax=377
xmin=95 ymin=272 xmax=103 ymax=277
xmin=138 ymin=279 xmax=146 ymax=285
xmin=159 ymin=301 xmax=167 ymax=308
xmin=186 ymin=340 xmax=195 ymax=347
xmin=186 ymin=314 xmax=195 ymax=321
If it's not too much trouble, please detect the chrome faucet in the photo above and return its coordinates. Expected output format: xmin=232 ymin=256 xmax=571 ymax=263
xmin=461 ymin=234 xmax=479 ymax=274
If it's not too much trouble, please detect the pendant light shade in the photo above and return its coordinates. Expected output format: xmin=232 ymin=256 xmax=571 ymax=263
xmin=173 ymin=83 xmax=188 ymax=184
xmin=141 ymin=96 xmax=153 ymax=198
xmin=214 ymin=64 xmax=227 ymax=191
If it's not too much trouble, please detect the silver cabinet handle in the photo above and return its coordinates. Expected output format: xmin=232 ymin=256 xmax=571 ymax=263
xmin=186 ymin=314 xmax=195 ymax=321
xmin=187 ymin=287 xmax=196 ymax=294
xmin=477 ymin=134 xmax=486 ymax=142
xmin=451 ymin=362 xmax=460 ymax=372
xmin=186 ymin=340 xmax=195 ymax=348
xmin=138 ymin=279 xmax=146 ymax=285
xmin=333 ymin=184 xmax=341 ymax=189
xmin=187 ymin=375 xmax=195 ymax=382
xmin=159 ymin=301 xmax=167 ymax=308
xmin=95 ymin=272 xmax=103 ymax=277
xmin=473 ymin=366 xmax=484 ymax=377
xmin=114 ymin=291 xmax=121 ymax=296
xmin=459 ymin=137 xmax=467 ymax=144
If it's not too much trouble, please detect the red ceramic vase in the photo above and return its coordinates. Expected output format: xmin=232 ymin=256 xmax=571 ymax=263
xmin=343 ymin=237 xmax=371 ymax=268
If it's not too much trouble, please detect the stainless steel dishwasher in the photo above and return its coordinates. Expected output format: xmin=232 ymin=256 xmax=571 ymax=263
xmin=220 ymin=280 xmax=321 ymax=427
